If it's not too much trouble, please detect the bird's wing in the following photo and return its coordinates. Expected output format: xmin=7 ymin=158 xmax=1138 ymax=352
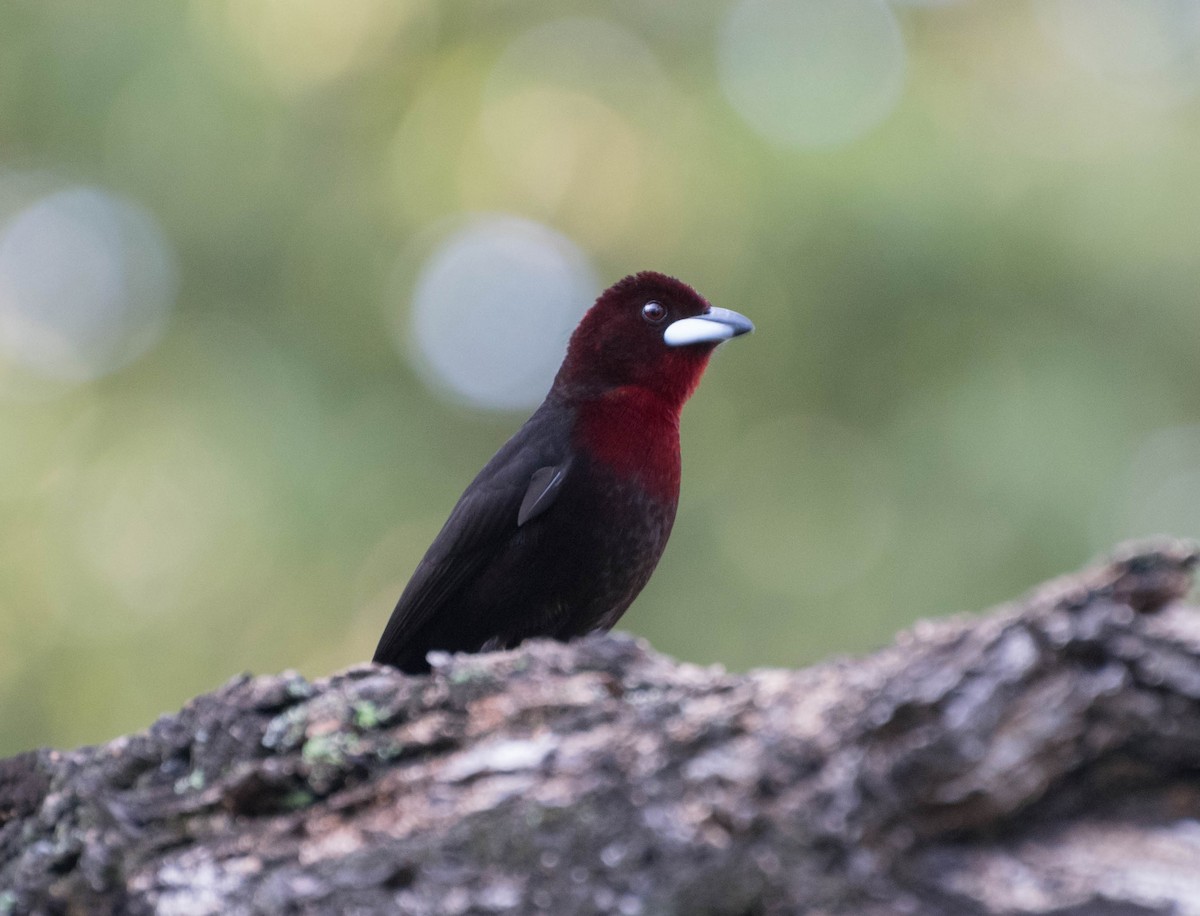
xmin=517 ymin=465 xmax=566 ymax=526
xmin=372 ymin=418 xmax=571 ymax=668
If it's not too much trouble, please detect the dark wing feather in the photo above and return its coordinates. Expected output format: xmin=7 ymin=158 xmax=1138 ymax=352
xmin=372 ymin=407 xmax=571 ymax=669
xmin=517 ymin=465 xmax=566 ymax=526
xmin=372 ymin=486 xmax=513 ymax=667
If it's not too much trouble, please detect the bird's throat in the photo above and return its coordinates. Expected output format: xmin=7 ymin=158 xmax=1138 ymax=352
xmin=574 ymin=386 xmax=681 ymax=505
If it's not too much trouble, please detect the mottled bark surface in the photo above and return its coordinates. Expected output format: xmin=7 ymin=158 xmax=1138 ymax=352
xmin=2 ymin=541 xmax=1199 ymax=915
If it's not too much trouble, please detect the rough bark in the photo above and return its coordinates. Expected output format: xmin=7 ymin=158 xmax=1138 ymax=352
xmin=2 ymin=540 xmax=1199 ymax=916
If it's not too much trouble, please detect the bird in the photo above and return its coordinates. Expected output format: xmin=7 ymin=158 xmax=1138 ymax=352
xmin=373 ymin=271 xmax=753 ymax=673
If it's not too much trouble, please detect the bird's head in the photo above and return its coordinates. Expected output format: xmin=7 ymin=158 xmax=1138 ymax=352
xmin=554 ymin=271 xmax=753 ymax=407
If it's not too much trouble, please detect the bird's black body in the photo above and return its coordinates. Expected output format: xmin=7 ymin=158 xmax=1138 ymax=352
xmin=373 ymin=398 xmax=676 ymax=672
xmin=373 ymin=271 xmax=751 ymax=673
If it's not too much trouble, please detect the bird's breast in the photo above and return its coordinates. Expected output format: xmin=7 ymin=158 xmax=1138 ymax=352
xmin=572 ymin=387 xmax=681 ymax=506
xmin=532 ymin=455 xmax=677 ymax=635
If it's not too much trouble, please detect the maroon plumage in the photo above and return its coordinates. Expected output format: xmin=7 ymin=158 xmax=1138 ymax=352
xmin=373 ymin=271 xmax=753 ymax=673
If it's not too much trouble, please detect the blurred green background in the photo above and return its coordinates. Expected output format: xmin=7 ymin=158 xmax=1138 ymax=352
xmin=2 ymin=0 xmax=1198 ymax=753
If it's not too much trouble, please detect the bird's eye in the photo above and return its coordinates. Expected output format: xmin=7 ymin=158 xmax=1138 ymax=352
xmin=642 ymin=301 xmax=666 ymax=324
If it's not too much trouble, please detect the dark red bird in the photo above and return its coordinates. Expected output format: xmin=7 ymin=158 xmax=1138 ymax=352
xmin=373 ymin=271 xmax=753 ymax=672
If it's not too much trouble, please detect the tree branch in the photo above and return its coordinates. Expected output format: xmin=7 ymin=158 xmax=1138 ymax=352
xmin=2 ymin=540 xmax=1198 ymax=915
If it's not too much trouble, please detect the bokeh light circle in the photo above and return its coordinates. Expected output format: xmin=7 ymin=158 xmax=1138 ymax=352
xmin=404 ymin=216 xmax=598 ymax=411
xmin=486 ymin=17 xmax=670 ymax=110
xmin=194 ymin=0 xmax=432 ymax=95
xmin=473 ymin=18 xmax=668 ymax=246
xmin=718 ymin=0 xmax=907 ymax=148
xmin=0 ymin=187 xmax=175 ymax=384
xmin=1035 ymin=0 xmax=1200 ymax=105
